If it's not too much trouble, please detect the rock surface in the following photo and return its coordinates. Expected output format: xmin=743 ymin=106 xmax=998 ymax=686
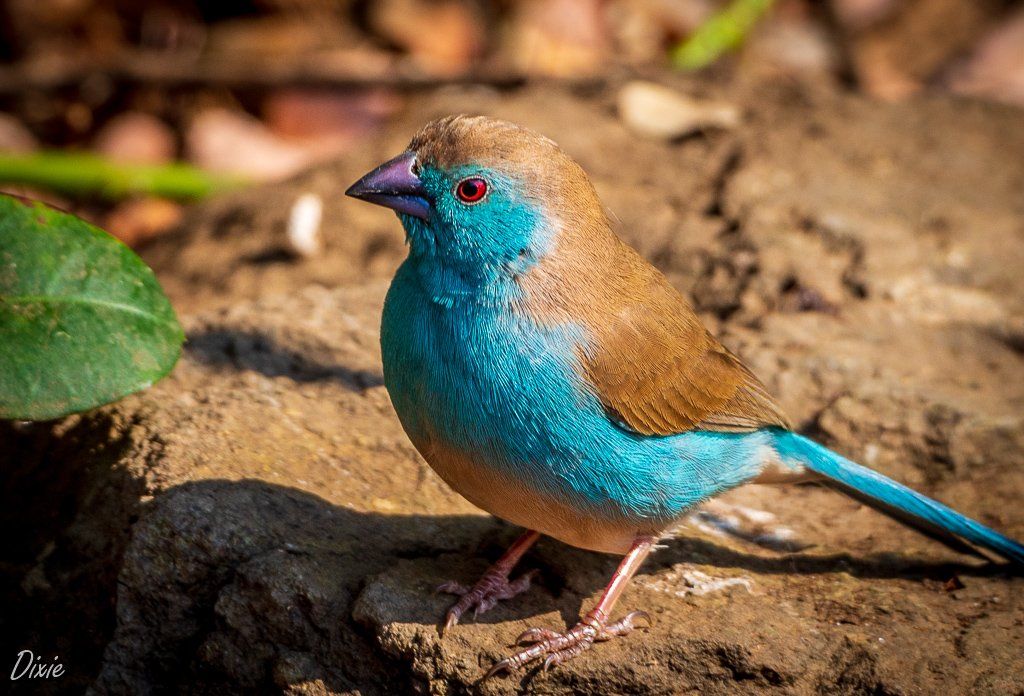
xmin=2 ymin=79 xmax=1023 ymax=694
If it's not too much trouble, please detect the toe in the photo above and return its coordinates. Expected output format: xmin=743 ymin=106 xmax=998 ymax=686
xmin=484 ymin=658 xmax=514 ymax=680
xmin=541 ymin=652 xmax=560 ymax=672
xmin=440 ymin=567 xmax=539 ymax=630
xmin=475 ymin=595 xmax=498 ymax=616
xmin=436 ymin=580 xmax=469 ymax=595
xmin=602 ymin=609 xmax=652 ymax=637
xmin=516 ymin=626 xmax=559 ymax=645
xmin=504 ymin=568 xmax=538 ymax=596
xmin=482 ymin=609 xmax=647 ymax=678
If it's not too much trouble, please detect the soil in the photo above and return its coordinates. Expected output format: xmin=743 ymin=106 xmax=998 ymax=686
xmin=2 ymin=74 xmax=1024 ymax=695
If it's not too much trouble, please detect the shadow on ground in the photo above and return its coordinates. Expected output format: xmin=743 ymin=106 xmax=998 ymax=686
xmin=186 ymin=328 xmax=384 ymax=390
xmin=94 ymin=477 xmax=1017 ymax=695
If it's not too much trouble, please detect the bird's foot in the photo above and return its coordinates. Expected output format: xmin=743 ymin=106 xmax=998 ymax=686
xmin=485 ymin=609 xmax=651 ymax=678
xmin=438 ymin=567 xmax=539 ymax=631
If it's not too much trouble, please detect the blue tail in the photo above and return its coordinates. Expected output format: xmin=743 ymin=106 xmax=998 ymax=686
xmin=773 ymin=430 xmax=1024 ymax=566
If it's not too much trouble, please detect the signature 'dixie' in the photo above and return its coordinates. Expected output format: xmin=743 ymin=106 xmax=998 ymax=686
xmin=10 ymin=650 xmax=65 ymax=681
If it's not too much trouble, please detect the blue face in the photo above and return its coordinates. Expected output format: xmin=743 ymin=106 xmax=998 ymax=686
xmin=346 ymin=150 xmax=554 ymax=302
xmin=399 ymin=163 xmax=550 ymax=288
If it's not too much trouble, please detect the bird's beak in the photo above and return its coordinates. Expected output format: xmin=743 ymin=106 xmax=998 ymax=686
xmin=345 ymin=151 xmax=430 ymax=220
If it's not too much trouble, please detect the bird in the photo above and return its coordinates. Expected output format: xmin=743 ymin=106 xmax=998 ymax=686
xmin=345 ymin=115 xmax=1024 ymax=676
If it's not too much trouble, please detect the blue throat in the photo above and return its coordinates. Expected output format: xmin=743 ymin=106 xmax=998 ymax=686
xmin=395 ymin=165 xmax=548 ymax=307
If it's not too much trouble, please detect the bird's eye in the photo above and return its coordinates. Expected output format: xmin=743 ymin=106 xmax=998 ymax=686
xmin=455 ymin=177 xmax=488 ymax=204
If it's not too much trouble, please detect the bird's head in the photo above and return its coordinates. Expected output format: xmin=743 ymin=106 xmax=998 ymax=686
xmin=346 ymin=115 xmax=605 ymax=292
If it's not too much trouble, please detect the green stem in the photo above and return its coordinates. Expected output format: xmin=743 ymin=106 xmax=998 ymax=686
xmin=671 ymin=0 xmax=776 ymax=70
xmin=0 ymin=151 xmax=245 ymax=200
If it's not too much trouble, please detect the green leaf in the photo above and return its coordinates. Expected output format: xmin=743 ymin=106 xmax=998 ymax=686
xmin=0 ymin=151 xmax=244 ymax=201
xmin=0 ymin=195 xmax=183 ymax=420
xmin=671 ymin=0 xmax=775 ymax=70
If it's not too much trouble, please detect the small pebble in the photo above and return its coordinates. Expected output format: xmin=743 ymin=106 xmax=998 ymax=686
xmin=286 ymin=192 xmax=324 ymax=258
xmin=618 ymin=81 xmax=740 ymax=140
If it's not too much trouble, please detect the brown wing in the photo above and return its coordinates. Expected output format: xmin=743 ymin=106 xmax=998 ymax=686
xmin=505 ymin=147 xmax=791 ymax=437
xmin=574 ymin=238 xmax=791 ymax=436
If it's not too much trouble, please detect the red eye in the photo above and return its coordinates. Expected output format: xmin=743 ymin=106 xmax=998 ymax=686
xmin=455 ymin=177 xmax=488 ymax=203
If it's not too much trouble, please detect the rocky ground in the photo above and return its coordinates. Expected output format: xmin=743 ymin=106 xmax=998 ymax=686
xmin=2 ymin=76 xmax=1023 ymax=694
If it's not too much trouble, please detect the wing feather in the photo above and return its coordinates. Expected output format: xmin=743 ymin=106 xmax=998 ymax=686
xmin=516 ymin=194 xmax=791 ymax=437
xmin=573 ymin=236 xmax=791 ymax=436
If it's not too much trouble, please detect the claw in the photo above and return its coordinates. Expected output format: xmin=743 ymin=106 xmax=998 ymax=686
xmin=443 ymin=609 xmax=460 ymax=635
xmin=516 ymin=627 xmax=558 ymax=645
xmin=608 ymin=609 xmax=651 ymax=635
xmin=484 ymin=659 xmax=512 ymax=680
xmin=483 ymin=609 xmax=649 ymax=680
xmin=438 ymin=568 xmax=537 ymax=635
xmin=631 ymin=609 xmax=652 ymax=626
xmin=542 ymin=653 xmax=559 ymax=672
xmin=480 ymin=535 xmax=657 ymax=679
xmin=473 ymin=595 xmax=496 ymax=617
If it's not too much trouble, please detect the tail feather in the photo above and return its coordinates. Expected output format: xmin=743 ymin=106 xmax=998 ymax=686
xmin=773 ymin=430 xmax=1024 ymax=566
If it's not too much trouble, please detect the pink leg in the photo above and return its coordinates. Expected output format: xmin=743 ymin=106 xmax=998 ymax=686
xmin=485 ymin=536 xmax=656 ymax=678
xmin=438 ymin=529 xmax=541 ymax=632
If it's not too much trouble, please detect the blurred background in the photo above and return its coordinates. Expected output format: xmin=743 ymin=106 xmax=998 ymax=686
xmin=1 ymin=0 xmax=1022 ymax=246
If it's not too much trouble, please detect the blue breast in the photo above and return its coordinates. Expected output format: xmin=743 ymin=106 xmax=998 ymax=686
xmin=381 ymin=259 xmax=770 ymax=525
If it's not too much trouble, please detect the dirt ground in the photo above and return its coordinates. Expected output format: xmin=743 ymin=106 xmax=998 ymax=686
xmin=2 ymin=75 xmax=1024 ymax=694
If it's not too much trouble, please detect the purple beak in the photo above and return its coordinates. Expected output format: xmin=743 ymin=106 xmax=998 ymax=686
xmin=345 ymin=151 xmax=430 ymax=220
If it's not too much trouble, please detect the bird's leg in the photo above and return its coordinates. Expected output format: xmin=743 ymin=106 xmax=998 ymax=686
xmin=438 ymin=529 xmax=541 ymax=631
xmin=485 ymin=536 xmax=655 ymax=678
